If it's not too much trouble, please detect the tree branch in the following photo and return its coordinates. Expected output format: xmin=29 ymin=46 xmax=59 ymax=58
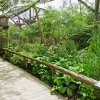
xmin=78 ymin=0 xmax=95 ymax=12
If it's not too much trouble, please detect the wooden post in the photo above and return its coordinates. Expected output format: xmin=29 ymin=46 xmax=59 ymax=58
xmin=0 ymin=15 xmax=9 ymax=47
xmin=95 ymin=0 xmax=99 ymax=21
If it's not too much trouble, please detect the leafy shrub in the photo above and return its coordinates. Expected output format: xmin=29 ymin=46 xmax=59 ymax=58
xmin=22 ymin=43 xmax=48 ymax=57
xmin=10 ymin=55 xmax=22 ymax=65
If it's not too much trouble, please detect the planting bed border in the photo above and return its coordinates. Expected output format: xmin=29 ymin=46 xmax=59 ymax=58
xmin=1 ymin=48 xmax=100 ymax=89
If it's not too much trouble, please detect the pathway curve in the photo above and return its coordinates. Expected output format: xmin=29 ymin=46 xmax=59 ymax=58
xmin=0 ymin=58 xmax=67 ymax=100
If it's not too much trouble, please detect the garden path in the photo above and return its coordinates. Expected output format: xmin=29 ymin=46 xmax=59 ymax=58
xmin=0 ymin=58 xmax=67 ymax=100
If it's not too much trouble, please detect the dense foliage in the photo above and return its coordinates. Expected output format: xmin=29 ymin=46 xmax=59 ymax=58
xmin=1 ymin=7 xmax=100 ymax=99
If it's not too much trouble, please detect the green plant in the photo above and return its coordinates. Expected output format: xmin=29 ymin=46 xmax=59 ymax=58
xmin=10 ymin=55 xmax=22 ymax=65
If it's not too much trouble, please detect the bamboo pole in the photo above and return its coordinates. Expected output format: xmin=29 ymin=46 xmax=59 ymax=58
xmin=1 ymin=48 xmax=100 ymax=89
xmin=95 ymin=0 xmax=100 ymax=33
xmin=33 ymin=4 xmax=44 ymax=44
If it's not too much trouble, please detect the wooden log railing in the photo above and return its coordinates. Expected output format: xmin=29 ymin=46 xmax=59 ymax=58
xmin=1 ymin=48 xmax=100 ymax=89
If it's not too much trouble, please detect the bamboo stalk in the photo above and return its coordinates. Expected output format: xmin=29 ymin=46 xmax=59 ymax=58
xmin=33 ymin=4 xmax=44 ymax=44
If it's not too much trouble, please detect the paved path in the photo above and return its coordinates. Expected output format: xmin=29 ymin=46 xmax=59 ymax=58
xmin=0 ymin=58 xmax=66 ymax=100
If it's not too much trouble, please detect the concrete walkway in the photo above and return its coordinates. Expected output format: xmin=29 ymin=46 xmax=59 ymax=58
xmin=0 ymin=58 xmax=66 ymax=100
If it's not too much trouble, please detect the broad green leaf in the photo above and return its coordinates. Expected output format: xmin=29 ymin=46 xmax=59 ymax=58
xmin=69 ymin=84 xmax=77 ymax=89
xmin=54 ymin=77 xmax=62 ymax=86
xmin=58 ymin=86 xmax=67 ymax=94
xmin=64 ymin=76 xmax=70 ymax=86
xmin=67 ymin=88 xmax=73 ymax=96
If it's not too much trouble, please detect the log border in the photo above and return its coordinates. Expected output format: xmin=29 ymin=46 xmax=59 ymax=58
xmin=1 ymin=48 xmax=100 ymax=89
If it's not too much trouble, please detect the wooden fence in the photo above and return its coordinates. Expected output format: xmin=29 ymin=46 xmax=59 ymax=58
xmin=1 ymin=48 xmax=100 ymax=89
